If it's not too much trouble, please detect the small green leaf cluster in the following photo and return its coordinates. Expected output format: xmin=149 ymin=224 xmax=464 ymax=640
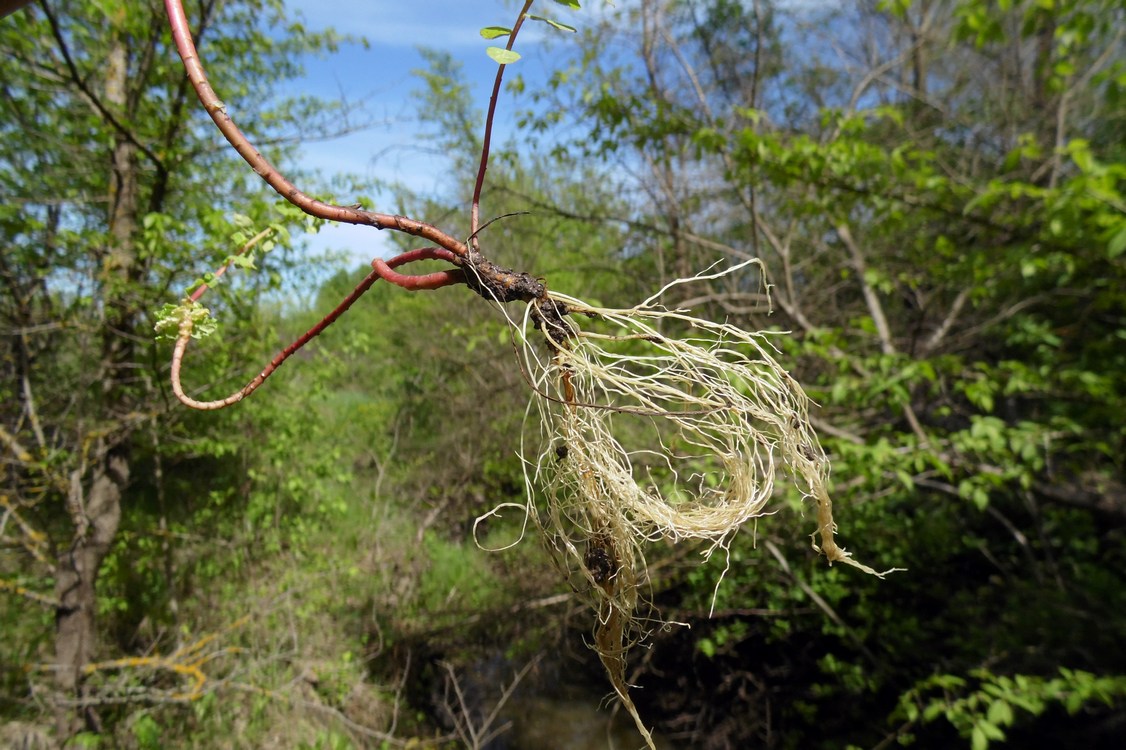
xmin=480 ymin=0 xmax=582 ymax=64
xmin=153 ymin=301 xmax=218 ymax=341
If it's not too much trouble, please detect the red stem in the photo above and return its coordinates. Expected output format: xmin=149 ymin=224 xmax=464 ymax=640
xmin=162 ymin=0 xmax=467 ymax=258
xmin=188 ymin=228 xmax=274 ymax=303
xmin=372 ymin=260 xmax=464 ymax=291
xmin=470 ymin=0 xmax=536 ymax=248
xmin=371 ymin=246 xmax=464 ymax=290
xmin=171 ymin=249 xmax=464 ymax=410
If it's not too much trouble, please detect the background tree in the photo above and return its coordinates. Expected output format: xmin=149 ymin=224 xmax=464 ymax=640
xmin=507 ymin=0 xmax=1126 ymax=746
xmin=0 ymin=0 xmax=342 ymax=738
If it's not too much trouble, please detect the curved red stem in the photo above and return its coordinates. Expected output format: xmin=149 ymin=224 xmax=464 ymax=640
xmin=373 ymin=247 xmax=465 ymax=290
xmin=172 ymin=249 xmax=463 ymax=410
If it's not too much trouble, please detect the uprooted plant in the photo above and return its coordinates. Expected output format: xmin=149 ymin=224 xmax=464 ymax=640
xmin=158 ymin=0 xmax=891 ymax=745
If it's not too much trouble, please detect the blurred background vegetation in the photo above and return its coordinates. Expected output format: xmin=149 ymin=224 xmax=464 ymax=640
xmin=2 ymin=0 xmax=1124 ymax=748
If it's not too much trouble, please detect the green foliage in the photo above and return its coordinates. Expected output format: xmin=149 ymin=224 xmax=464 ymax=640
xmin=415 ymin=532 xmax=506 ymax=618
xmin=153 ymin=301 xmax=218 ymax=340
xmin=526 ymin=15 xmax=577 ymax=34
xmin=130 ymin=712 xmax=162 ymax=750
xmin=298 ymin=731 xmax=356 ymax=750
xmin=897 ymin=668 xmax=1126 ymax=749
xmin=480 ymin=1 xmax=582 ymax=63
xmin=506 ymin=0 xmax=1126 ymax=746
xmin=0 ymin=0 xmax=371 ymax=741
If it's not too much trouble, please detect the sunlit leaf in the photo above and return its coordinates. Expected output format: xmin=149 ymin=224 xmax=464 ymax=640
xmin=486 ymin=47 xmax=521 ymax=64
xmin=1108 ymin=224 xmax=1126 ymax=258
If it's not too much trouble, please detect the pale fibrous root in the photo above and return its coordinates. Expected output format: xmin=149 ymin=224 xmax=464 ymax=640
xmin=503 ymin=260 xmax=888 ymax=748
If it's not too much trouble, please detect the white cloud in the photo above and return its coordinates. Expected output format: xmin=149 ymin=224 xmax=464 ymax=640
xmin=287 ymin=0 xmax=522 ymax=49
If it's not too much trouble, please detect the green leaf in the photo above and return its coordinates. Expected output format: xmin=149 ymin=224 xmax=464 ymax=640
xmin=72 ymin=732 xmax=102 ymax=749
xmin=486 ymin=47 xmax=521 ymax=64
xmin=987 ymin=699 xmax=1014 ymax=727
xmin=480 ymin=26 xmax=512 ymax=39
xmin=132 ymin=713 xmax=162 ymax=750
xmin=971 ymin=724 xmax=989 ymax=750
xmin=553 ymin=0 xmax=581 ymax=8
xmin=922 ymin=702 xmax=946 ymax=722
xmin=1068 ymin=139 xmax=1095 ymax=173
xmin=902 ymin=698 xmax=920 ymax=722
xmin=153 ymin=301 xmax=218 ymax=341
xmin=526 ymin=14 xmax=577 ymax=32
xmin=1108 ymin=224 xmax=1126 ymax=258
xmin=228 ymin=253 xmax=257 ymax=269
xmin=877 ymin=0 xmax=912 ymax=18
xmin=979 ymin=720 xmax=1005 ymax=741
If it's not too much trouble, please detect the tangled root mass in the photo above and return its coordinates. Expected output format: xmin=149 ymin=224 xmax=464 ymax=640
xmin=494 ymin=261 xmax=889 ymax=747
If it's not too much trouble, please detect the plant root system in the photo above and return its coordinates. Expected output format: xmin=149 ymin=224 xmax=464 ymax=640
xmin=501 ymin=260 xmax=890 ymax=747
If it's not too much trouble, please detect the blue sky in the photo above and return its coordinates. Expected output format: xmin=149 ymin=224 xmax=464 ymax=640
xmin=274 ymin=1 xmax=837 ymax=266
xmin=280 ymin=0 xmax=574 ymax=265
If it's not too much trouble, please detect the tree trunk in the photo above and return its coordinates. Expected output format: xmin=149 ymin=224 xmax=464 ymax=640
xmin=53 ymin=455 xmax=127 ymax=736
xmin=53 ymin=29 xmax=139 ymax=739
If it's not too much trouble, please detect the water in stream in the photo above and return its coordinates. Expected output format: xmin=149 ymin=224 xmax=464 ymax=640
xmin=494 ymin=689 xmax=674 ymax=750
xmin=461 ymin=650 xmax=674 ymax=750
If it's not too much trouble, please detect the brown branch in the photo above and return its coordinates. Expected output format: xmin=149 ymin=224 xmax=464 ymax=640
xmin=225 ymin=679 xmax=427 ymax=748
xmin=0 ymin=0 xmax=32 ymax=19
xmin=1 ymin=495 xmax=53 ymax=566
xmin=836 ymin=222 xmax=930 ymax=446
xmin=1034 ymin=478 xmax=1126 ymax=522
xmin=920 ymin=287 xmax=969 ymax=355
xmin=371 ymin=248 xmax=465 ymax=291
xmin=836 ymin=223 xmax=894 ymax=356
xmin=160 ymin=0 xmax=572 ymax=418
xmin=0 ymin=424 xmax=33 ymax=463
xmin=439 ymin=655 xmax=540 ymax=749
xmin=764 ymin=540 xmax=879 ymax=664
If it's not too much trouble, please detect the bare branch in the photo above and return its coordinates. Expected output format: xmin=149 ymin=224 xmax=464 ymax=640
xmin=921 ymin=287 xmax=969 ymax=355
xmin=0 ymin=424 xmax=33 ymax=463
xmin=836 ymin=223 xmax=895 ymax=356
xmin=0 ymin=578 xmax=60 ymax=608
xmin=835 ymin=222 xmax=930 ymax=445
xmin=439 ymin=655 xmax=541 ymax=749
xmin=765 ymin=540 xmax=879 ymax=664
